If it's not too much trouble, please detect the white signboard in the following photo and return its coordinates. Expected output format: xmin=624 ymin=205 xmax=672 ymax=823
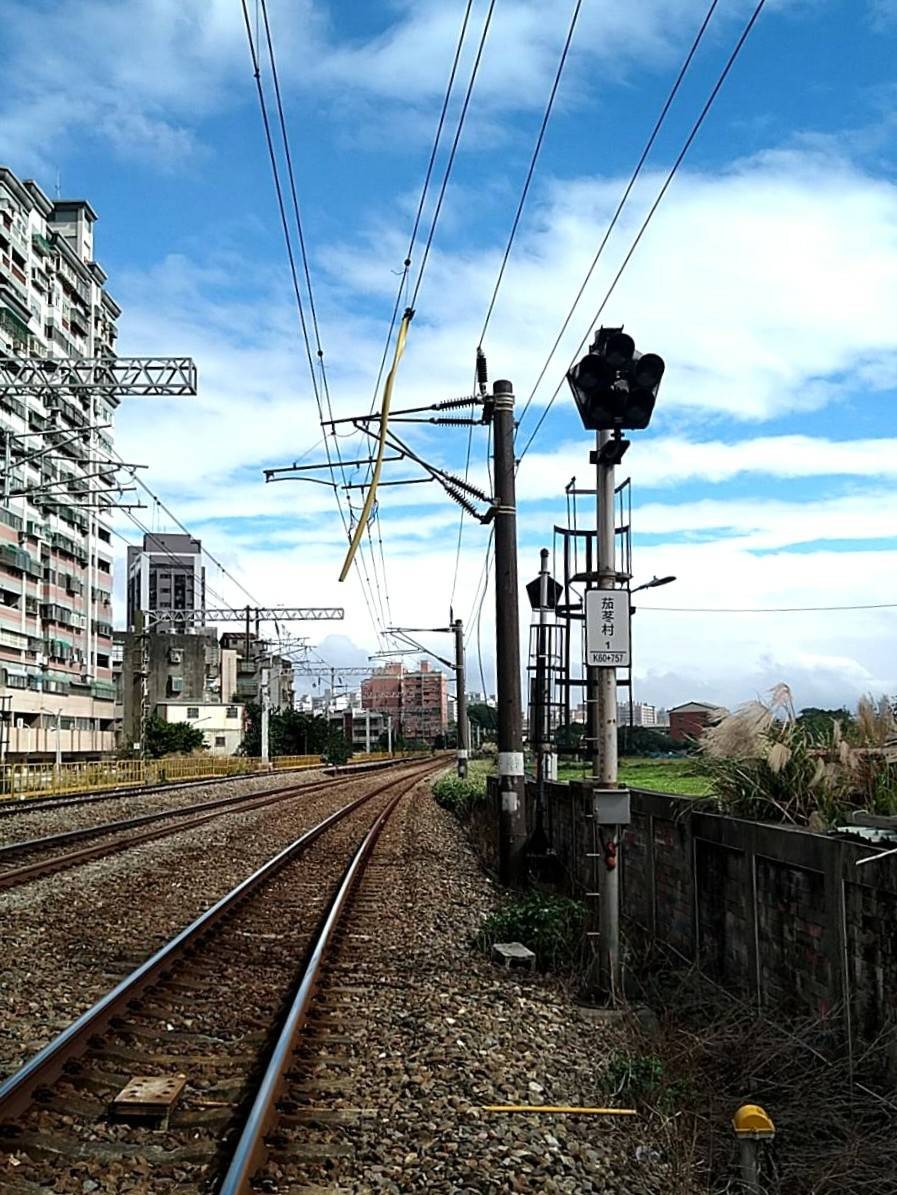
xmin=585 ymin=589 xmax=630 ymax=668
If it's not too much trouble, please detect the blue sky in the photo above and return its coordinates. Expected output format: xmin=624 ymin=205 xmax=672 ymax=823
xmin=2 ymin=0 xmax=897 ymax=708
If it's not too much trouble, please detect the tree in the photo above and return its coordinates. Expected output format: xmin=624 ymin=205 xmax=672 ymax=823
xmin=796 ymin=707 xmax=854 ymax=739
xmin=145 ymin=715 xmax=206 ymax=759
xmin=239 ymin=705 xmax=351 ymax=762
xmin=468 ymin=702 xmax=498 ymax=734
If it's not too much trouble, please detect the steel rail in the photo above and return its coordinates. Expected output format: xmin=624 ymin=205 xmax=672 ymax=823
xmin=219 ymin=783 xmax=409 ymax=1193
xmin=0 ymin=779 xmax=353 ymax=892
xmin=0 ymin=754 xmax=418 ymax=818
xmin=0 ymin=757 xmax=430 ymax=892
xmin=0 ymin=760 xmax=437 ymax=1123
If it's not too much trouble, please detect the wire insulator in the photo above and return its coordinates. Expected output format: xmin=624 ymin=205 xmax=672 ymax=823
xmin=430 ymin=416 xmax=482 ymax=427
xmin=440 ymin=472 xmax=491 ymax=502
xmin=434 ymin=394 xmax=481 ymax=410
xmin=476 ymin=347 xmax=488 ymax=395
xmin=443 ymin=485 xmax=480 ymax=519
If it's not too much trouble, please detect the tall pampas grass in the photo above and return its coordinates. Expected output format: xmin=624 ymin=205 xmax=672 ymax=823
xmin=698 ymin=685 xmax=897 ymax=827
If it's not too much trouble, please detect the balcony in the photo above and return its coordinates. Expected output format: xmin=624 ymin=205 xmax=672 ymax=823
xmin=31 ymin=231 xmax=52 ymax=257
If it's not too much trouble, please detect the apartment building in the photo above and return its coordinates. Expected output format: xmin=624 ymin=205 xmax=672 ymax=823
xmin=219 ymin=631 xmax=294 ymax=711
xmin=126 ymin=532 xmax=205 ymax=631
xmin=0 ymin=167 xmax=119 ymax=759
xmin=361 ymin=660 xmax=447 ymax=742
xmin=616 ymin=701 xmax=658 ymax=728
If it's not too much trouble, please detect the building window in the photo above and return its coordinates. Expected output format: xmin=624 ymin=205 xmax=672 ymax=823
xmin=187 ymin=706 xmax=200 ymax=719
xmin=215 ymin=735 xmax=226 ymax=747
xmin=226 ymin=705 xmax=238 ymax=718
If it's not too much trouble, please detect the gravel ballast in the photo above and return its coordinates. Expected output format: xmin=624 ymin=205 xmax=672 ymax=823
xmin=271 ymin=779 xmax=681 ymax=1194
xmin=0 ymin=764 xmax=425 ymax=1081
xmin=0 ymin=767 xmax=328 ymax=846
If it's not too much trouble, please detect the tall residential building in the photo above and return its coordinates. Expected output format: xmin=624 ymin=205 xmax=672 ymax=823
xmin=0 ymin=166 xmax=119 ymax=760
xmin=126 ymin=532 xmax=205 ymax=632
xmin=617 ymin=701 xmax=658 ymax=728
xmin=361 ymin=660 xmax=447 ymax=742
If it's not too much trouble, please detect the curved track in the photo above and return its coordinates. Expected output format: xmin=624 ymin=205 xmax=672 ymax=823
xmin=0 ymin=759 xmax=440 ymax=1193
xmin=0 ymin=759 xmax=422 ymax=892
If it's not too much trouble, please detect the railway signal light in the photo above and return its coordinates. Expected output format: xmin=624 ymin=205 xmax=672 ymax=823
xmin=566 ymin=327 xmax=665 ymax=431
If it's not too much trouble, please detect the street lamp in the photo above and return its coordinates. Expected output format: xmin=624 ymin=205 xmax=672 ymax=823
xmin=626 ymin=576 xmax=677 ymax=746
xmin=631 ymin=575 xmax=676 ymax=596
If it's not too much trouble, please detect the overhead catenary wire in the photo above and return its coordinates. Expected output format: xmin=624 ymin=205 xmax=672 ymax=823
xmin=515 ymin=0 xmax=721 ymax=433
xmin=478 ymin=0 xmax=584 ymax=347
xmin=240 ymin=0 xmax=386 ymax=641
xmin=367 ymin=0 xmax=475 ymax=420
xmin=258 ymin=0 xmax=396 ymax=633
xmin=408 ymin=0 xmax=497 ymax=312
xmin=450 ymin=0 xmax=583 ymax=615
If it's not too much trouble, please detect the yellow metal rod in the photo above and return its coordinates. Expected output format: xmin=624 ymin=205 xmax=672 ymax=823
xmin=338 ymin=308 xmax=413 ymax=583
xmin=481 ymin=1105 xmax=638 ymax=1116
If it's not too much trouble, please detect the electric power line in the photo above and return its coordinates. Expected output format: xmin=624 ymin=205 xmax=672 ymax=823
xmin=240 ymin=0 xmax=386 ymax=641
xmin=449 ymin=0 xmax=584 ymax=613
xmin=478 ymin=0 xmax=584 ymax=347
xmin=517 ymin=0 xmax=767 ymax=463
xmin=640 ymin=602 xmax=897 ymax=614
xmin=408 ymin=0 xmax=497 ymax=311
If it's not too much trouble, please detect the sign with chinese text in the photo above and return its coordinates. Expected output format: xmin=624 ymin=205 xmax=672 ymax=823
xmin=584 ymin=589 xmax=630 ymax=667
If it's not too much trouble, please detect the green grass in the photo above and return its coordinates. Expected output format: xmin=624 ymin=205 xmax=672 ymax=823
xmin=557 ymin=755 xmax=711 ymax=797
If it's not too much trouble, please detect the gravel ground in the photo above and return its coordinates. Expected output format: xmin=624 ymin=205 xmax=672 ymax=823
xmin=0 ymin=763 xmax=425 ymax=1081
xmin=273 ymin=779 xmax=682 ymax=1194
xmin=0 ymin=768 xmax=328 ymax=846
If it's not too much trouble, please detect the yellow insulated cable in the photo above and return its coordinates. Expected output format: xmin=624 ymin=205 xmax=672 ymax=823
xmin=339 ymin=307 xmax=413 ymax=583
xmin=481 ymin=1106 xmax=638 ymax=1116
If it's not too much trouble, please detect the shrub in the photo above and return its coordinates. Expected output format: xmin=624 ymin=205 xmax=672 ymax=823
xmin=476 ymin=890 xmax=586 ymax=971
xmin=604 ymin=1051 xmax=693 ymax=1114
xmin=432 ymin=771 xmax=487 ymax=816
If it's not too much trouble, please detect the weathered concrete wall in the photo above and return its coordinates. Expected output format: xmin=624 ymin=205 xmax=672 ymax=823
xmin=477 ymin=777 xmax=897 ymax=1049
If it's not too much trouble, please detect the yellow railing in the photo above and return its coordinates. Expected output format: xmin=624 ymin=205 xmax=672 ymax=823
xmin=271 ymin=755 xmax=322 ymax=771
xmin=0 ymin=750 xmax=399 ymax=801
xmin=0 ymin=754 xmax=323 ymax=800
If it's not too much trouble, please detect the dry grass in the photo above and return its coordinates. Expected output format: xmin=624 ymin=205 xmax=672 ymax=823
xmin=624 ymin=951 xmax=897 ymax=1194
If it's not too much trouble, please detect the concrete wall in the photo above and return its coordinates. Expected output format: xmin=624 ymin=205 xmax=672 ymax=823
xmin=478 ymin=778 xmax=897 ymax=1053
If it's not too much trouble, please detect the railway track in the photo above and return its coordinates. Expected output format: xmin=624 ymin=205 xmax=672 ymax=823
xmin=0 ymin=759 xmax=440 ymax=1193
xmin=0 ymin=755 xmax=416 ymax=820
xmin=0 ymin=759 xmax=425 ymax=893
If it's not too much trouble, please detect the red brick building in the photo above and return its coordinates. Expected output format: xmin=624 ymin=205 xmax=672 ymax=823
xmin=669 ymin=701 xmax=727 ymax=743
xmin=361 ymin=660 xmax=448 ymax=743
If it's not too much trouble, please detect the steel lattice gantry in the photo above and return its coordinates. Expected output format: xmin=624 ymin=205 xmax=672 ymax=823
xmin=144 ymin=607 xmax=344 ymax=629
xmin=0 ymin=357 xmax=198 ymax=396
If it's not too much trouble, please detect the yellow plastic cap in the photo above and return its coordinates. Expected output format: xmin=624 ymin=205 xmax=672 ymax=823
xmin=732 ymin=1104 xmax=775 ymax=1137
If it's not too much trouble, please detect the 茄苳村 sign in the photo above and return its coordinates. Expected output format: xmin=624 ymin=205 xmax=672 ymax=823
xmin=585 ymin=589 xmax=630 ymax=667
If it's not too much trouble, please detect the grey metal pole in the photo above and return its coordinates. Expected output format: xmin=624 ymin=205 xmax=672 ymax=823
xmin=260 ymin=666 xmax=270 ymax=764
xmin=596 ymin=429 xmax=621 ymax=999
xmin=738 ymin=1139 xmax=761 ymax=1195
xmin=387 ymin=715 xmax=393 ymax=756
xmin=454 ymin=618 xmax=468 ymax=778
xmin=492 ymin=379 xmax=526 ymax=886
xmin=54 ymin=709 xmax=62 ymax=774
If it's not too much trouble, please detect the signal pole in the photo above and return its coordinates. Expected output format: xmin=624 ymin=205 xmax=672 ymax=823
xmin=595 ymin=429 xmax=620 ymax=998
xmin=454 ymin=618 xmax=469 ymax=779
xmin=492 ymin=379 xmax=526 ymax=886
